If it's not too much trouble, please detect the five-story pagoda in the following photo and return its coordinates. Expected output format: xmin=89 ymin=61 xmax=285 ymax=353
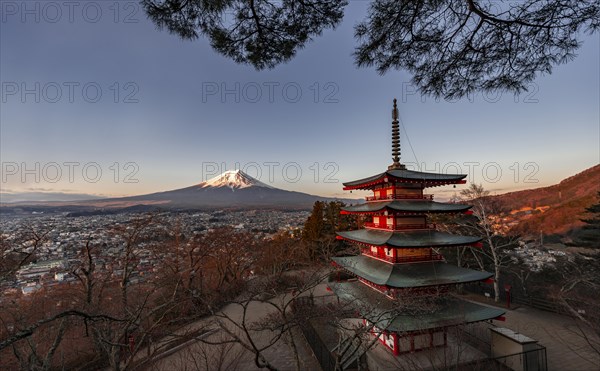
xmin=330 ymin=99 xmax=505 ymax=356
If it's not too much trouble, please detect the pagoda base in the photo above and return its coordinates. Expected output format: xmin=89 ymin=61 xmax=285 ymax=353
xmin=365 ymin=318 xmax=448 ymax=355
xmin=362 ymin=320 xmax=491 ymax=370
xmin=328 ymin=279 xmax=505 ymax=356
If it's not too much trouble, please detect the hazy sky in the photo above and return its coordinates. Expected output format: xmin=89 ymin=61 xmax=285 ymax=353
xmin=1 ymin=2 xmax=599 ymax=200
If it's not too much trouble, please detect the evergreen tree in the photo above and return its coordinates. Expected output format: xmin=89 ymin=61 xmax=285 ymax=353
xmin=302 ymin=201 xmax=357 ymax=261
xmin=143 ymin=0 xmax=599 ymax=98
xmin=575 ymin=192 xmax=600 ymax=248
xmin=303 ymin=201 xmax=325 ymax=242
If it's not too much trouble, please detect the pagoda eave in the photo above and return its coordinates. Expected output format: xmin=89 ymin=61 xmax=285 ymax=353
xmin=343 ymin=179 xmax=466 ymax=191
xmin=336 ymin=235 xmax=483 ymax=249
xmin=336 ymin=229 xmax=482 ymax=249
xmin=341 ymin=200 xmax=472 ymax=214
xmin=342 ymin=170 xmax=467 ymax=191
xmin=331 ymin=255 xmax=493 ymax=288
xmin=329 ymin=280 xmax=505 ymax=333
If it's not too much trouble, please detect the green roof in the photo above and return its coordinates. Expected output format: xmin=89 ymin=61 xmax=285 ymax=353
xmin=342 ymin=200 xmax=471 ymax=214
xmin=343 ymin=169 xmax=466 ymax=188
xmin=329 ymin=280 xmax=505 ymax=332
xmin=331 ymin=255 xmax=492 ymax=288
xmin=337 ymin=229 xmax=481 ymax=248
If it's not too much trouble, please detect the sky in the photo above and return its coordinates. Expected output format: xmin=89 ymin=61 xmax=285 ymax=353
xmin=1 ymin=1 xmax=599 ymax=200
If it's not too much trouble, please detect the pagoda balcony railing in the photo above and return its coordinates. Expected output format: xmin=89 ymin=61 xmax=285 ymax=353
xmin=364 ymin=222 xmax=436 ymax=230
xmin=364 ymin=222 xmax=395 ymax=230
xmin=361 ymin=250 xmax=396 ymax=263
xmin=365 ymin=194 xmax=434 ymax=201
xmin=361 ymin=249 xmax=444 ymax=264
xmin=396 ymin=254 xmax=444 ymax=263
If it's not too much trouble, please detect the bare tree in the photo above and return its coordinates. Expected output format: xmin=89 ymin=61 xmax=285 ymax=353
xmin=0 ymin=299 xmax=124 ymax=371
xmin=550 ymin=254 xmax=600 ymax=358
xmin=0 ymin=215 xmax=185 ymax=371
xmin=0 ymin=223 xmax=52 ymax=281
xmin=156 ymin=338 xmax=245 ymax=371
xmin=254 ymin=230 xmax=309 ymax=276
xmin=195 ymin=268 xmax=330 ymax=370
xmin=446 ymin=183 xmax=517 ymax=302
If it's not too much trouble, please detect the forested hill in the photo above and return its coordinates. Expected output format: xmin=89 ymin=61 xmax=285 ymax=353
xmin=493 ymin=164 xmax=600 ymax=236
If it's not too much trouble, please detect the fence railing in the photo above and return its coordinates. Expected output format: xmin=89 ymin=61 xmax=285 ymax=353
xmin=300 ymin=319 xmax=338 ymax=371
xmin=292 ymin=297 xmax=338 ymax=371
xmin=458 ymin=323 xmax=547 ymax=371
xmin=492 ymin=345 xmax=548 ymax=371
xmin=458 ymin=324 xmax=492 ymax=355
xmin=511 ymin=296 xmax=566 ymax=314
xmin=463 ymin=283 xmax=568 ymax=314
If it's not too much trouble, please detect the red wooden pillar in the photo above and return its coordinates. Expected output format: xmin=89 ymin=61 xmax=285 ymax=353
xmin=392 ymin=333 xmax=400 ymax=356
xmin=504 ymin=284 xmax=512 ymax=309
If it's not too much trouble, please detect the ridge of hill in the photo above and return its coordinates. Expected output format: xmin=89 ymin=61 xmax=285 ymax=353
xmin=493 ymin=164 xmax=600 ymax=236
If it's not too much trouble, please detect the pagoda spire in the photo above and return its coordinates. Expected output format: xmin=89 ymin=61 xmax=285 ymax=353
xmin=389 ymin=98 xmax=405 ymax=170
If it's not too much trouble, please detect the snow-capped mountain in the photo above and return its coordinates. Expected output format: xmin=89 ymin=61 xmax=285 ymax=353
xmin=1 ymin=170 xmax=354 ymax=211
xmin=96 ymin=169 xmax=349 ymax=209
xmin=199 ymin=170 xmax=273 ymax=190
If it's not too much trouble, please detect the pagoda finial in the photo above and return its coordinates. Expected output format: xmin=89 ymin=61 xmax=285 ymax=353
xmin=389 ymin=98 xmax=405 ymax=170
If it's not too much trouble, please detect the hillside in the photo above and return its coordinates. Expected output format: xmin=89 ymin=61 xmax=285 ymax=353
xmin=493 ymin=164 xmax=600 ymax=236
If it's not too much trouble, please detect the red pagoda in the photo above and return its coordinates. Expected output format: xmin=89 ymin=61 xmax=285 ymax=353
xmin=330 ymin=99 xmax=505 ymax=356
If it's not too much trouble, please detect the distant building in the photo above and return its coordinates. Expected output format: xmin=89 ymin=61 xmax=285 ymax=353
xmin=16 ymin=259 xmax=67 ymax=282
xmin=21 ymin=283 xmax=42 ymax=295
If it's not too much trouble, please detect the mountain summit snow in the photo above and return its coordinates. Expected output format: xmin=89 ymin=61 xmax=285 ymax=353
xmin=200 ymin=170 xmax=273 ymax=190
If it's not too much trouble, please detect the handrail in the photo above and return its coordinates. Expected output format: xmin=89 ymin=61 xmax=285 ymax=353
xmin=361 ymin=249 xmax=443 ymax=263
xmin=363 ymin=222 xmax=436 ymax=230
xmin=363 ymin=222 xmax=395 ymax=230
xmin=365 ymin=194 xmax=434 ymax=201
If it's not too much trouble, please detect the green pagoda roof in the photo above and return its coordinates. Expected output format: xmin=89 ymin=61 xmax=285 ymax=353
xmin=329 ymin=280 xmax=505 ymax=332
xmin=342 ymin=200 xmax=471 ymax=214
xmin=336 ymin=229 xmax=481 ymax=248
xmin=343 ymin=169 xmax=466 ymax=190
xmin=331 ymin=255 xmax=491 ymax=288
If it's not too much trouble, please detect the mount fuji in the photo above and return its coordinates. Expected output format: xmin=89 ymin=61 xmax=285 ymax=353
xmin=1 ymin=170 xmax=352 ymax=212
xmin=99 ymin=169 xmax=347 ymax=209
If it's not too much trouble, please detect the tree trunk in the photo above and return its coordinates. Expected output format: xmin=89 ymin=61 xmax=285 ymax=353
xmin=493 ymin=264 xmax=501 ymax=303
